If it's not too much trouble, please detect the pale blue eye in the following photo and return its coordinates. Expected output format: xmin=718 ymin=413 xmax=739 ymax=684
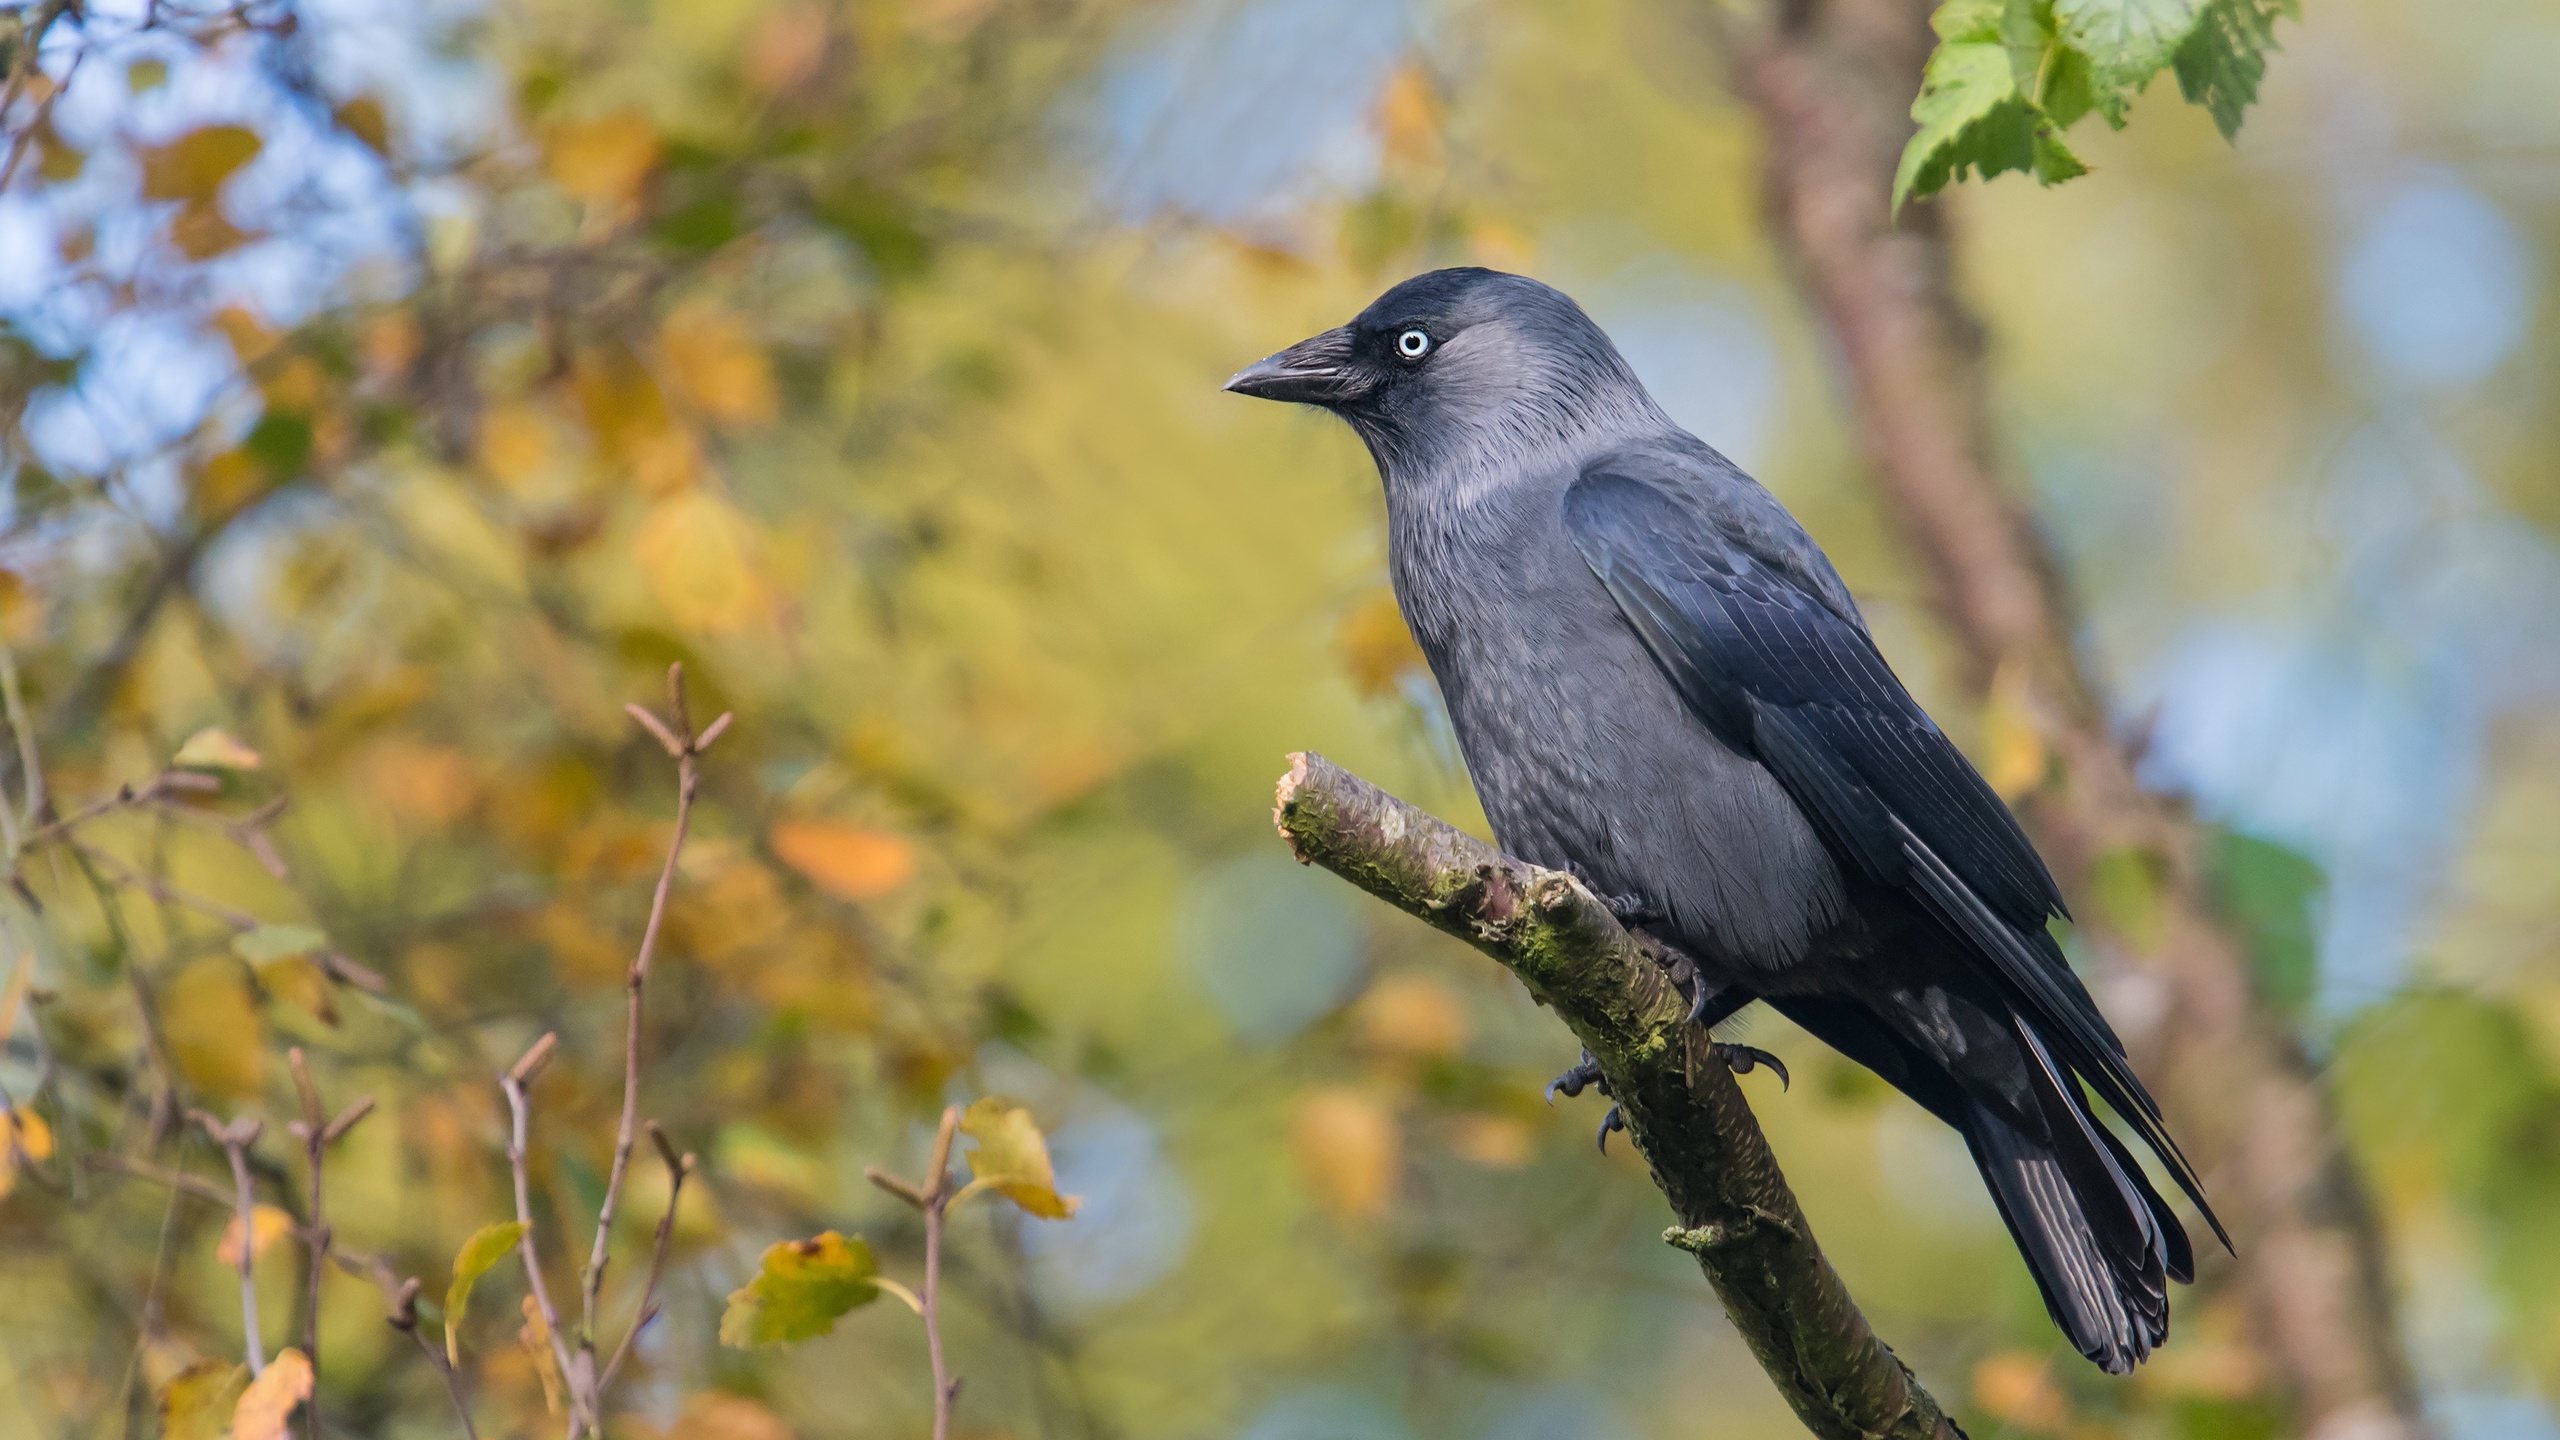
xmin=1397 ymin=329 xmax=1431 ymax=359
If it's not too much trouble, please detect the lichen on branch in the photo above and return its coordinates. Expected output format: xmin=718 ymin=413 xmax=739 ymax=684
xmin=1273 ymin=751 xmax=1965 ymax=1440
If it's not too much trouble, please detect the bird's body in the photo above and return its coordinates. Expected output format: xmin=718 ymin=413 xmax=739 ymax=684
xmin=1229 ymin=268 xmax=2224 ymax=1374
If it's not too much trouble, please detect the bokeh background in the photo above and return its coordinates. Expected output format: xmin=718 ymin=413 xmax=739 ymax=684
xmin=0 ymin=0 xmax=2556 ymax=1438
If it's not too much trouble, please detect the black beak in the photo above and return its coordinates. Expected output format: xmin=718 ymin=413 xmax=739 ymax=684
xmin=1224 ymin=326 xmax=1363 ymax=406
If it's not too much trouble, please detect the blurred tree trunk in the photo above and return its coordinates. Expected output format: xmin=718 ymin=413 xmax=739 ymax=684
xmin=1721 ymin=2 xmax=2429 ymax=1436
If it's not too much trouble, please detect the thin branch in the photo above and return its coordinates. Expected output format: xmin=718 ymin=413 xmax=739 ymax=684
xmin=596 ymin=1123 xmax=693 ymax=1395
xmin=71 ymin=842 xmax=264 ymax=931
xmin=920 ymin=1104 xmax=964 ymax=1440
xmin=1274 ymin=753 xmax=1963 ymax=1440
xmin=497 ymin=1034 xmax=592 ymax=1436
xmin=385 ymin=1275 xmax=481 ymax=1440
xmin=284 ymin=1049 xmax=370 ymax=1440
xmin=578 ymin=663 xmax=727 ymax=1406
xmin=192 ymin=1111 xmax=267 ymax=1376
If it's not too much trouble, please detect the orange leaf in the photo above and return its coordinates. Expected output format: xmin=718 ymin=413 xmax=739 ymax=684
xmin=230 ymin=1349 xmax=313 ymax=1440
xmin=1355 ymin=975 xmax=1467 ymax=1060
xmin=769 ymin=821 xmax=914 ymax=901
xmin=217 ymin=1204 xmax=296 ymax=1267
xmin=1292 ymin=1088 xmax=1398 ymax=1222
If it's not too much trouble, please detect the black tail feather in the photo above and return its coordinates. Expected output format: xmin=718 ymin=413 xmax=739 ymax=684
xmin=1962 ymin=1019 xmax=2179 ymax=1374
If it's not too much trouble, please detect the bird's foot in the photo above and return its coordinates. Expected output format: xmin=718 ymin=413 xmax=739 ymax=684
xmin=1595 ymin=1104 xmax=1625 ymax=1154
xmin=1545 ymin=1050 xmax=1604 ymax=1106
xmin=1604 ymin=892 xmax=1662 ymax=927
xmin=1564 ymin=862 xmax=1661 ymax=927
xmin=1715 ymin=1043 xmax=1789 ymax=1091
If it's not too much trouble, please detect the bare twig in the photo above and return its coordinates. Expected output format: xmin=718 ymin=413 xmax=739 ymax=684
xmin=71 ymin=842 xmax=265 ymax=931
xmin=577 ymin=664 xmax=727 ymax=1410
xmin=922 ymin=1103 xmax=963 ymax=1440
xmin=596 ymin=1123 xmax=693 ymax=1394
xmin=386 ymin=1275 xmax=481 ymax=1440
xmin=1274 ymin=754 xmax=1962 ymax=1440
xmin=285 ymin=1048 xmax=372 ymax=1440
xmin=498 ymin=1033 xmax=592 ymax=1436
xmin=192 ymin=1110 xmax=267 ymax=1375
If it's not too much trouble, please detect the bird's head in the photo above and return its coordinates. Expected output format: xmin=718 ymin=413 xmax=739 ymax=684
xmin=1225 ymin=268 xmax=1660 ymax=482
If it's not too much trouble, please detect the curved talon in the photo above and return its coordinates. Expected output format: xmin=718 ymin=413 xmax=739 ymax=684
xmin=1545 ymin=1053 xmax=1602 ymax=1105
xmin=1595 ymin=1104 xmax=1625 ymax=1153
xmin=1718 ymin=1044 xmax=1790 ymax=1091
xmin=1685 ymin=979 xmax=1711 ymax=1026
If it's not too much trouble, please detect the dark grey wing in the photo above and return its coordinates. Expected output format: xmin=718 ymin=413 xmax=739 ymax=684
xmin=1563 ymin=456 xmax=2223 ymax=1244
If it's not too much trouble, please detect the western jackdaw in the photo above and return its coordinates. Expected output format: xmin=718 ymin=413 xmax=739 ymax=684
xmin=1226 ymin=267 xmax=2224 ymax=1374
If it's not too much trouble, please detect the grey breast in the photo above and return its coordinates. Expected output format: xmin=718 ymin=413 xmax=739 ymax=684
xmin=1387 ymin=477 xmax=1851 ymax=976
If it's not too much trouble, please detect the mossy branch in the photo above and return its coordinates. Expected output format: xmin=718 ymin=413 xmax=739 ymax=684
xmin=1274 ymin=751 xmax=1965 ymax=1440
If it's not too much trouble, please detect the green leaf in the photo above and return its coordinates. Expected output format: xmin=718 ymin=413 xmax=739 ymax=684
xmin=718 ymin=1231 xmax=880 ymax=1346
xmin=2205 ymin=830 xmax=2321 ymax=1013
xmin=2052 ymin=0 xmax=2211 ymax=93
xmin=1892 ymin=34 xmax=2084 ymax=214
xmin=233 ymin=923 xmax=327 ymax=964
xmin=443 ymin=1220 xmax=529 ymax=1364
xmin=1897 ymin=0 xmax=2291 ymax=208
xmin=2173 ymin=0 xmax=2295 ymax=138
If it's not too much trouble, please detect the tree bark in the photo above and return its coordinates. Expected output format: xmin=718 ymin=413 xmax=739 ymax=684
xmin=1726 ymin=3 xmax=2427 ymax=1435
xmin=1275 ymin=752 xmax=1966 ymax=1440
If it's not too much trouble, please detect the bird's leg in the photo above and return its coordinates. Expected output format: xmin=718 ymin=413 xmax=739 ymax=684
xmin=1663 ymin=968 xmax=1790 ymax=1092
xmin=1545 ymin=1049 xmax=1604 ymax=1105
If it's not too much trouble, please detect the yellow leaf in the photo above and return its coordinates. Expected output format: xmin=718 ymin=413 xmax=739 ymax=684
xmin=163 ymin=959 xmax=265 ymax=1101
xmin=1292 ymin=1087 xmax=1397 ymax=1222
xmin=518 ymin=1294 xmax=563 ymax=1416
xmin=1355 ymin=975 xmax=1467 ymax=1060
xmin=256 ymin=955 xmax=338 ymax=1027
xmin=217 ymin=1204 xmax=296 ymax=1267
xmin=170 ymin=200 xmax=255 ymax=260
xmin=175 ymin=725 xmax=262 ymax=771
xmin=444 ymin=1220 xmax=529 ymax=1365
xmin=769 ymin=821 xmax=914 ymax=901
xmin=213 ymin=306 xmax=280 ymax=366
xmin=660 ymin=301 xmax=778 ymax=427
xmin=194 ymin=449 xmax=269 ymax=520
xmin=634 ymin=490 xmax=765 ymax=633
xmin=718 ymin=1231 xmax=879 ymax=1346
xmin=158 ymin=1361 xmax=249 ymax=1440
xmin=545 ymin=110 xmax=660 ymax=206
xmin=1981 ymin=661 xmax=2048 ymax=800
xmin=959 ymin=1098 xmax=1079 ymax=1220
xmin=335 ymin=96 xmax=390 ymax=155
xmin=140 ymin=125 xmax=262 ymax=202
xmin=230 ymin=1348 xmax=313 ymax=1440
xmin=11 ymin=1108 xmax=53 ymax=1162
